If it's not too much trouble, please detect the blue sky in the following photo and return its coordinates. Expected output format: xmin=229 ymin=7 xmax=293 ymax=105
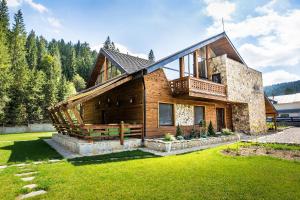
xmin=7 ymin=0 xmax=300 ymax=86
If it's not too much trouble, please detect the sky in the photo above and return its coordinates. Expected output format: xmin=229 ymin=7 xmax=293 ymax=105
xmin=6 ymin=0 xmax=300 ymax=86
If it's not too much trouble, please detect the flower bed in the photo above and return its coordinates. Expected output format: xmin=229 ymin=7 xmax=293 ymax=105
xmin=144 ymin=134 xmax=239 ymax=152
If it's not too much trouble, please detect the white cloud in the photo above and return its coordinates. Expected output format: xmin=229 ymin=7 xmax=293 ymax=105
xmin=47 ymin=17 xmax=61 ymax=28
xmin=7 ymin=0 xmax=48 ymax=13
xmin=92 ymin=43 xmax=148 ymax=59
xmin=263 ymin=70 xmax=300 ymax=86
xmin=204 ymin=1 xmax=300 ymax=70
xmin=25 ymin=0 xmax=48 ymax=13
xmin=7 ymin=0 xmax=22 ymax=7
xmin=204 ymin=0 xmax=236 ymax=21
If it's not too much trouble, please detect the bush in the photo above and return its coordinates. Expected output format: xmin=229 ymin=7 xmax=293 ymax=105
xmin=164 ymin=133 xmax=176 ymax=141
xmin=190 ymin=126 xmax=197 ymax=139
xmin=176 ymin=124 xmax=183 ymax=137
xmin=207 ymin=121 xmax=215 ymax=136
xmin=176 ymin=135 xmax=184 ymax=140
xmin=199 ymin=120 xmax=207 ymax=136
xmin=221 ymin=128 xmax=233 ymax=135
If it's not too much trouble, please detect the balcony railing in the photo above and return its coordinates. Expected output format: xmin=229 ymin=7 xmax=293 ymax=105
xmin=169 ymin=76 xmax=227 ymax=99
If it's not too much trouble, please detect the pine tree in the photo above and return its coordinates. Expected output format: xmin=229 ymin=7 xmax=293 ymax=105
xmin=103 ymin=36 xmax=111 ymax=49
xmin=111 ymin=42 xmax=116 ymax=50
xmin=36 ymin=35 xmax=47 ymax=70
xmin=72 ymin=74 xmax=86 ymax=92
xmin=207 ymin=121 xmax=215 ymax=136
xmin=6 ymin=10 xmax=30 ymax=124
xmin=26 ymin=30 xmax=38 ymax=70
xmin=0 ymin=0 xmax=9 ymax=37
xmin=148 ymin=49 xmax=155 ymax=61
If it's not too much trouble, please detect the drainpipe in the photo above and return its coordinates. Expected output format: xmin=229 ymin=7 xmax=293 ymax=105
xmin=142 ymin=76 xmax=146 ymax=143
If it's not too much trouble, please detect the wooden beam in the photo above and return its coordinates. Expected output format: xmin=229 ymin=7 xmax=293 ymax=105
xmin=103 ymin=57 xmax=107 ymax=81
xmin=193 ymin=50 xmax=199 ymax=78
xmin=71 ymin=107 xmax=84 ymax=125
xmin=179 ymin=57 xmax=185 ymax=78
xmin=206 ymin=45 xmax=212 ymax=81
xmin=67 ymin=76 xmax=133 ymax=108
xmin=62 ymin=108 xmax=74 ymax=127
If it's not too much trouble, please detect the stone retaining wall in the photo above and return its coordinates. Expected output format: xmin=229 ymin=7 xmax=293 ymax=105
xmin=52 ymin=134 xmax=142 ymax=156
xmin=144 ymin=135 xmax=239 ymax=152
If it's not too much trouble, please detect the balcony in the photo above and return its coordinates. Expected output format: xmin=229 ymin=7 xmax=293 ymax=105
xmin=169 ymin=76 xmax=227 ymax=101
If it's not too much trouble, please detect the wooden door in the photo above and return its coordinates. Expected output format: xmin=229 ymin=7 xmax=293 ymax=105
xmin=216 ymin=108 xmax=225 ymax=132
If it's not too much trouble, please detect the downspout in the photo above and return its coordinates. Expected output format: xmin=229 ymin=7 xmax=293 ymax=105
xmin=142 ymin=75 xmax=147 ymax=143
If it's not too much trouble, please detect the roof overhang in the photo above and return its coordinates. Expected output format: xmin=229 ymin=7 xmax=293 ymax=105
xmin=145 ymin=32 xmax=246 ymax=74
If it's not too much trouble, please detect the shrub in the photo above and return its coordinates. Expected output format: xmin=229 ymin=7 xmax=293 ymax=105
xmin=199 ymin=120 xmax=207 ymax=137
xmin=164 ymin=133 xmax=175 ymax=141
xmin=176 ymin=124 xmax=183 ymax=137
xmin=221 ymin=128 xmax=232 ymax=135
xmin=207 ymin=121 xmax=215 ymax=136
xmin=176 ymin=135 xmax=184 ymax=140
xmin=190 ymin=126 xmax=197 ymax=139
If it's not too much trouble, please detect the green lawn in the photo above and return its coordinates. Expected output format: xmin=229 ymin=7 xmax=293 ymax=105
xmin=0 ymin=132 xmax=300 ymax=200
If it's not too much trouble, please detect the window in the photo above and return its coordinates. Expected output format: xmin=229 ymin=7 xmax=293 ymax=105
xmin=159 ymin=103 xmax=174 ymax=126
xmin=212 ymin=73 xmax=221 ymax=83
xmin=194 ymin=106 xmax=205 ymax=125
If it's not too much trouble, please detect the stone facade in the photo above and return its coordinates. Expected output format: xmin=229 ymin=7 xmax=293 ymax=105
xmin=175 ymin=104 xmax=194 ymax=126
xmin=210 ymin=55 xmax=267 ymax=134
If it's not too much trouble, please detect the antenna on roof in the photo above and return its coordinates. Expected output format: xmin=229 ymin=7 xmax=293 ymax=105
xmin=222 ymin=17 xmax=225 ymax=32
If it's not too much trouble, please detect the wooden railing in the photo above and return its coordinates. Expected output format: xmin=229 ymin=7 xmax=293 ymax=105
xmin=169 ymin=76 xmax=227 ymax=97
xmin=61 ymin=122 xmax=144 ymax=145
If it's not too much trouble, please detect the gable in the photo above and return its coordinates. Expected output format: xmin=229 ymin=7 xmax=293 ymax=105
xmin=145 ymin=32 xmax=246 ymax=74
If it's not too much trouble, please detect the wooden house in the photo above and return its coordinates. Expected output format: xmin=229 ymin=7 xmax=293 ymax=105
xmin=49 ymin=32 xmax=274 ymax=143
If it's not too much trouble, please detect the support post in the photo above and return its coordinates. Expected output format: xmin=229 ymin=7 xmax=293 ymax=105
xmin=71 ymin=107 xmax=84 ymax=125
xmin=193 ymin=50 xmax=199 ymax=78
xmin=120 ymin=121 xmax=124 ymax=145
xmin=179 ymin=57 xmax=185 ymax=78
xmin=274 ymin=114 xmax=277 ymax=131
xmin=206 ymin=45 xmax=212 ymax=80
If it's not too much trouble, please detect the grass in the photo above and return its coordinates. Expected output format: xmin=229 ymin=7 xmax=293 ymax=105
xmin=0 ymin=132 xmax=300 ymax=200
xmin=0 ymin=132 xmax=62 ymax=164
xmin=240 ymin=142 xmax=300 ymax=151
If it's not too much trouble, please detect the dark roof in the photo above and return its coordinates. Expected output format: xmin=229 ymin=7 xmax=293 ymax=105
xmin=101 ymin=48 xmax=154 ymax=74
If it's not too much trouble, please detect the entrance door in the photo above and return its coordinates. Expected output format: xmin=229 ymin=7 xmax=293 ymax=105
xmin=216 ymin=108 xmax=225 ymax=132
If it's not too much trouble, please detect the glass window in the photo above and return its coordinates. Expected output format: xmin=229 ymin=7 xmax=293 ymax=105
xmin=159 ymin=103 xmax=174 ymax=126
xmin=195 ymin=106 xmax=205 ymax=125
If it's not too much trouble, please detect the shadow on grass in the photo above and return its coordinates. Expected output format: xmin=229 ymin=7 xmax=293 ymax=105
xmin=0 ymin=137 xmax=62 ymax=163
xmin=68 ymin=150 xmax=159 ymax=166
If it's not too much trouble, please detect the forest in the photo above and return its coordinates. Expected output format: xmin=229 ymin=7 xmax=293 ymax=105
xmin=264 ymin=80 xmax=300 ymax=97
xmin=0 ymin=0 xmax=99 ymax=125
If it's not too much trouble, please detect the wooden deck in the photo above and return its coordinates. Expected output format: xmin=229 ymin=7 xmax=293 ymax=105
xmin=169 ymin=76 xmax=227 ymax=101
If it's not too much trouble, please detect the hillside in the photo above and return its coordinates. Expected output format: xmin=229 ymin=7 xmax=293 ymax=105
xmin=264 ymin=80 xmax=300 ymax=96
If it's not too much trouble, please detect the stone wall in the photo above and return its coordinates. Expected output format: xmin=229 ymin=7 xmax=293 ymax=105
xmin=144 ymin=134 xmax=239 ymax=152
xmin=209 ymin=55 xmax=267 ymax=134
xmin=0 ymin=123 xmax=55 ymax=134
xmin=175 ymin=104 xmax=194 ymax=126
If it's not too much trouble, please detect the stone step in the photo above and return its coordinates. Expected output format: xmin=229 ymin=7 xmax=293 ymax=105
xmin=16 ymin=190 xmax=47 ymax=199
xmin=20 ymin=176 xmax=35 ymax=182
xmin=15 ymin=172 xmax=38 ymax=177
xmin=22 ymin=184 xmax=37 ymax=189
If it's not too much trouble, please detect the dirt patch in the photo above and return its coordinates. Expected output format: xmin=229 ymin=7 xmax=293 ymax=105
xmin=222 ymin=146 xmax=300 ymax=161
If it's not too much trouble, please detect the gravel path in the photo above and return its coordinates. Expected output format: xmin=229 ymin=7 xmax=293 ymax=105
xmin=256 ymin=127 xmax=300 ymax=144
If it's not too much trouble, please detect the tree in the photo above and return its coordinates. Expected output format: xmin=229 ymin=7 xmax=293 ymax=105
xmin=26 ymin=30 xmax=38 ymax=70
xmin=176 ymin=124 xmax=183 ymax=137
xmin=36 ymin=35 xmax=47 ymax=70
xmin=148 ymin=49 xmax=155 ymax=61
xmin=103 ymin=36 xmax=112 ymax=49
xmin=72 ymin=74 xmax=86 ymax=92
xmin=207 ymin=121 xmax=215 ymax=136
xmin=0 ymin=0 xmax=9 ymax=37
xmin=6 ymin=10 xmax=30 ymax=124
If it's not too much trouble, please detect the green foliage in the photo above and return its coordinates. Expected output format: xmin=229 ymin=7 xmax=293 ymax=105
xmin=25 ymin=30 xmax=38 ymax=69
xmin=148 ymin=49 xmax=155 ymax=61
xmin=207 ymin=121 xmax=215 ymax=136
xmin=200 ymin=120 xmax=207 ymax=136
xmin=176 ymin=124 xmax=183 ymax=137
xmin=264 ymin=80 xmax=300 ymax=96
xmin=72 ymin=73 xmax=86 ymax=92
xmin=164 ymin=133 xmax=175 ymax=141
xmin=221 ymin=128 xmax=233 ymax=135
xmin=190 ymin=125 xmax=197 ymax=139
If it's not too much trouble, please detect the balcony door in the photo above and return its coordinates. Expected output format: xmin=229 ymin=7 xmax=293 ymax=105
xmin=216 ymin=108 xmax=225 ymax=132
